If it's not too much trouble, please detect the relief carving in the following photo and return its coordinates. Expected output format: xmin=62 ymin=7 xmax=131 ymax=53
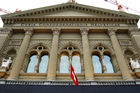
xmin=9 ymin=40 xmax=22 ymax=46
xmin=58 ymin=40 xmax=82 ymax=54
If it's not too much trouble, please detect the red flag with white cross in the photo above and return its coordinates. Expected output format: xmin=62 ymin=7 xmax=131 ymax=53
xmin=70 ymin=64 xmax=78 ymax=85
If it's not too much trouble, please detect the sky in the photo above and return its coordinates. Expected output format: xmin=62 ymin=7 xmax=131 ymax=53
xmin=0 ymin=0 xmax=140 ymax=28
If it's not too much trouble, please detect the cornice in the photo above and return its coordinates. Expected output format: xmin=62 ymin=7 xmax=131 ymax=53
xmin=0 ymin=28 xmax=13 ymax=36
xmin=2 ymin=17 xmax=138 ymax=25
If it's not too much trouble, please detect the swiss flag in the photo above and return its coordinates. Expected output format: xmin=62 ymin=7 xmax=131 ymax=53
xmin=70 ymin=64 xmax=78 ymax=85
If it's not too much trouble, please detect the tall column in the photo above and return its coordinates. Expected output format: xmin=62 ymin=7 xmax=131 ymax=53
xmin=47 ymin=28 xmax=60 ymax=80
xmin=129 ymin=28 xmax=140 ymax=62
xmin=108 ymin=28 xmax=133 ymax=80
xmin=80 ymin=28 xmax=94 ymax=80
xmin=8 ymin=29 xmax=33 ymax=80
xmin=0 ymin=28 xmax=12 ymax=52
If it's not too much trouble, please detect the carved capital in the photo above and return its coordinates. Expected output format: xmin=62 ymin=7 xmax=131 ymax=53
xmin=80 ymin=28 xmax=89 ymax=35
xmin=0 ymin=28 xmax=13 ymax=36
xmin=128 ymin=28 xmax=140 ymax=37
xmin=107 ymin=28 xmax=117 ymax=36
xmin=52 ymin=28 xmax=61 ymax=35
xmin=24 ymin=28 xmax=33 ymax=36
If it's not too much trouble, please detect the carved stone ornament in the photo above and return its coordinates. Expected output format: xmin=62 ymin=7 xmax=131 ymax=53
xmin=80 ymin=28 xmax=89 ymax=35
xmin=24 ymin=28 xmax=34 ymax=35
xmin=130 ymin=58 xmax=140 ymax=70
xmin=107 ymin=28 xmax=117 ymax=36
xmin=128 ymin=28 xmax=140 ymax=37
xmin=1 ymin=57 xmax=12 ymax=68
xmin=52 ymin=28 xmax=61 ymax=35
xmin=0 ymin=28 xmax=13 ymax=36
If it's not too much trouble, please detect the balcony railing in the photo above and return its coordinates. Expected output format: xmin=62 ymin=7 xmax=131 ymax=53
xmin=0 ymin=80 xmax=139 ymax=85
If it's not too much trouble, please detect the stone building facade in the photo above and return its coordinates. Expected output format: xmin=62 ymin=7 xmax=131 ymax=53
xmin=0 ymin=2 xmax=140 ymax=85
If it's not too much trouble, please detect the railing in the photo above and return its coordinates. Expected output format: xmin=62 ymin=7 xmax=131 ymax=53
xmin=0 ymin=80 xmax=139 ymax=85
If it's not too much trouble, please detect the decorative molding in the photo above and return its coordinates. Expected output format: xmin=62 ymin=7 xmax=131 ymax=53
xmin=11 ymin=23 xmax=120 ymax=27
xmin=9 ymin=40 xmax=22 ymax=46
xmin=107 ymin=28 xmax=117 ymax=36
xmin=24 ymin=28 xmax=34 ymax=36
xmin=0 ymin=28 xmax=13 ymax=36
xmin=58 ymin=39 xmax=82 ymax=54
xmin=128 ymin=28 xmax=140 ymax=37
xmin=52 ymin=28 xmax=61 ymax=35
xmin=0 ymin=80 xmax=136 ymax=85
xmin=119 ymin=40 xmax=132 ymax=46
xmin=80 ymin=28 xmax=89 ymax=35
xmin=27 ymin=40 xmax=52 ymax=54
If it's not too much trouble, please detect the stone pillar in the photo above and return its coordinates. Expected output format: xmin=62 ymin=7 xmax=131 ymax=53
xmin=108 ymin=28 xmax=133 ymax=80
xmin=129 ymin=28 xmax=140 ymax=62
xmin=100 ymin=53 xmax=107 ymax=73
xmin=80 ymin=28 xmax=94 ymax=80
xmin=47 ymin=28 xmax=60 ymax=80
xmin=21 ymin=54 xmax=30 ymax=72
xmin=8 ymin=29 xmax=33 ymax=80
xmin=0 ymin=28 xmax=12 ymax=52
xmin=34 ymin=54 xmax=41 ymax=73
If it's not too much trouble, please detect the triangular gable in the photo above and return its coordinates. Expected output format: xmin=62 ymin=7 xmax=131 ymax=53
xmin=32 ymin=10 xmax=101 ymax=17
xmin=1 ymin=2 xmax=140 ymax=19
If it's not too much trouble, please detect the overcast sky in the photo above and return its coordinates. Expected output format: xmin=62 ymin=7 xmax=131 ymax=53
xmin=0 ymin=0 xmax=140 ymax=28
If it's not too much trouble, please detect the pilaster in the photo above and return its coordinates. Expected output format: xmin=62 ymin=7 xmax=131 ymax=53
xmin=129 ymin=28 xmax=140 ymax=62
xmin=7 ymin=28 xmax=33 ymax=80
xmin=0 ymin=28 xmax=12 ymax=52
xmin=47 ymin=28 xmax=60 ymax=80
xmin=80 ymin=28 xmax=94 ymax=80
xmin=108 ymin=28 xmax=133 ymax=80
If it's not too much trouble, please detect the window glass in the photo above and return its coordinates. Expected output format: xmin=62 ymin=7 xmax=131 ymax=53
xmin=27 ymin=55 xmax=37 ymax=73
xmin=92 ymin=55 xmax=102 ymax=73
xmin=39 ymin=55 xmax=49 ymax=73
xmin=104 ymin=55 xmax=114 ymax=73
xmin=72 ymin=56 xmax=81 ymax=73
xmin=60 ymin=56 xmax=69 ymax=73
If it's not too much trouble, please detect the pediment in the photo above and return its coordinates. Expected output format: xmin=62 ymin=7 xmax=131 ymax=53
xmin=35 ymin=10 xmax=101 ymax=17
xmin=1 ymin=2 xmax=140 ymax=19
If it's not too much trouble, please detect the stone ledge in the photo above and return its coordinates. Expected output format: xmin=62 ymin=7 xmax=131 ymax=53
xmin=0 ymin=80 xmax=137 ymax=85
xmin=135 ymin=68 xmax=140 ymax=78
xmin=0 ymin=68 xmax=7 ymax=78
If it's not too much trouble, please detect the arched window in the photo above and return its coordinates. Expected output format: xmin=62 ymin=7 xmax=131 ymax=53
xmin=72 ymin=52 xmax=81 ymax=73
xmin=104 ymin=55 xmax=114 ymax=73
xmin=39 ymin=53 xmax=49 ymax=73
xmin=92 ymin=55 xmax=102 ymax=73
xmin=92 ymin=46 xmax=115 ymax=73
xmin=60 ymin=52 xmax=69 ymax=73
xmin=27 ymin=54 xmax=37 ymax=73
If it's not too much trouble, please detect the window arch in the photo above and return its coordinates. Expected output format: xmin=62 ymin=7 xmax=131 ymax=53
xmin=26 ymin=51 xmax=38 ymax=73
xmin=72 ymin=51 xmax=81 ymax=73
xmin=92 ymin=45 xmax=115 ymax=73
xmin=92 ymin=51 xmax=102 ymax=73
xmin=26 ymin=45 xmax=49 ymax=73
xmin=59 ymin=52 xmax=69 ymax=73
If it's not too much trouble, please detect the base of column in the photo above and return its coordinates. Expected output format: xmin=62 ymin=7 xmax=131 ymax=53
xmin=7 ymin=77 xmax=18 ymax=80
xmin=47 ymin=77 xmax=56 ymax=81
xmin=85 ymin=77 xmax=94 ymax=81
xmin=123 ymin=78 xmax=134 ymax=81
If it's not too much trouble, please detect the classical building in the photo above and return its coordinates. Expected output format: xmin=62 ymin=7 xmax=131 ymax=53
xmin=0 ymin=1 xmax=140 ymax=93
